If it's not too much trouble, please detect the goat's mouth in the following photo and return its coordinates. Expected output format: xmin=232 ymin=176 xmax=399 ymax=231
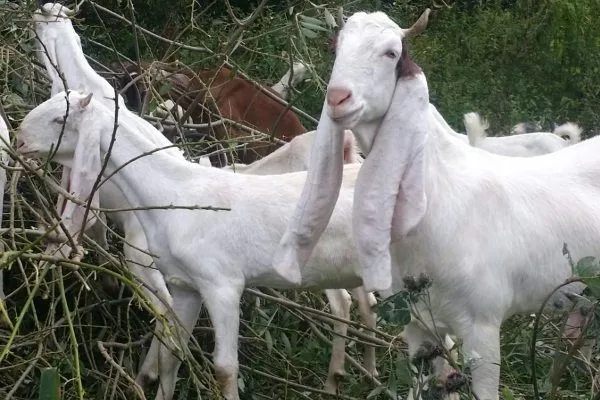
xmin=328 ymin=104 xmax=364 ymax=127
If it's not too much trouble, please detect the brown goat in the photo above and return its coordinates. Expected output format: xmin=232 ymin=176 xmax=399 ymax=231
xmin=114 ymin=62 xmax=307 ymax=164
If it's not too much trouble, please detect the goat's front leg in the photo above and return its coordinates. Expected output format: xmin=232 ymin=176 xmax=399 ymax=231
xmin=458 ymin=321 xmax=501 ymax=400
xmin=323 ymin=288 xmax=352 ymax=393
xmin=402 ymin=313 xmax=460 ymax=400
xmin=200 ymin=282 xmax=244 ymax=400
xmin=351 ymin=286 xmax=379 ymax=378
xmin=145 ymin=284 xmax=203 ymax=400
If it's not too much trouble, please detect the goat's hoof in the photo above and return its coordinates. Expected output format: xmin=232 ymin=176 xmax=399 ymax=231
xmin=323 ymin=381 xmax=337 ymax=395
xmin=135 ymin=371 xmax=157 ymax=390
xmin=370 ymin=367 xmax=379 ymax=378
xmin=444 ymin=372 xmax=467 ymax=392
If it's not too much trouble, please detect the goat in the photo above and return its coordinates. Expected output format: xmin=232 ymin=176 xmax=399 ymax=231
xmin=114 ymin=61 xmax=308 ymax=164
xmin=0 ymin=113 xmax=10 ymax=319
xmin=270 ymin=61 xmax=309 ymax=100
xmin=463 ymin=111 xmax=581 ymax=155
xmin=511 ymin=120 xmax=542 ymax=135
xmin=18 ymin=89 xmax=369 ymax=400
xmin=275 ymin=9 xmax=600 ymax=400
xmin=33 ymin=0 xmax=184 ymax=352
xmin=219 ymin=129 xmax=378 ymax=393
xmin=33 ymin=5 xmax=379 ymax=396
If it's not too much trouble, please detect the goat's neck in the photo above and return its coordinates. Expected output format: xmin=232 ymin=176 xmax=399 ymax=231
xmin=90 ymin=106 xmax=207 ymax=220
xmin=45 ymin=25 xmax=126 ymax=108
xmin=423 ymin=113 xmax=486 ymax=223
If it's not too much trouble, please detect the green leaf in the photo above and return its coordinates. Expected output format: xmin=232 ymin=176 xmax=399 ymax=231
xmin=300 ymin=21 xmax=328 ymax=32
xmin=574 ymin=256 xmax=600 ymax=277
xmin=501 ymin=386 xmax=515 ymax=400
xmin=280 ymin=332 xmax=292 ymax=356
xmin=299 ymin=15 xmax=324 ymax=26
xmin=581 ymin=276 xmax=600 ymax=297
xmin=300 ymin=27 xmax=318 ymax=39
xmin=38 ymin=368 xmax=60 ymax=400
xmin=367 ymin=385 xmax=386 ymax=399
xmin=323 ymin=9 xmax=337 ymax=28
xmin=264 ymin=329 xmax=273 ymax=354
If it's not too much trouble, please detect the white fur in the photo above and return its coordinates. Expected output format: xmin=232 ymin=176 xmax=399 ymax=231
xmin=33 ymin=3 xmax=183 ymax=372
xmin=0 ymin=115 xmax=10 ymax=307
xmin=464 ymin=111 xmax=582 ymax=156
xmin=221 ymin=129 xmax=375 ymax=392
xmin=278 ymin=10 xmax=600 ymax=400
xmin=33 ymin=7 xmax=375 ymax=397
xmin=270 ymin=62 xmax=309 ymax=100
xmin=224 ymin=129 xmax=361 ymax=174
xmin=18 ymin=90 xmax=368 ymax=400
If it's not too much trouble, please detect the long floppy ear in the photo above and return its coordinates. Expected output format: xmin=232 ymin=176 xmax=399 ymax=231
xmin=353 ymin=73 xmax=430 ymax=292
xmin=60 ymin=93 xmax=101 ymax=240
xmin=273 ymin=103 xmax=346 ymax=284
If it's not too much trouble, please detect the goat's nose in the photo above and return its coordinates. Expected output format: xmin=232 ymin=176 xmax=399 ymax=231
xmin=16 ymin=138 xmax=24 ymax=149
xmin=326 ymin=87 xmax=352 ymax=107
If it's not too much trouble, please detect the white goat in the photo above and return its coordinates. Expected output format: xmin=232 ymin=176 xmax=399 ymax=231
xmin=463 ymin=111 xmax=582 ymax=156
xmin=270 ymin=61 xmax=309 ymax=100
xmin=0 ymin=114 xmax=10 ymax=314
xmin=34 ymin=5 xmax=380 ymax=395
xmin=222 ymin=129 xmax=377 ymax=392
xmin=33 ymin=2 xmax=182 ymax=366
xmin=18 ymin=90 xmax=370 ymax=400
xmin=275 ymin=10 xmax=600 ymax=400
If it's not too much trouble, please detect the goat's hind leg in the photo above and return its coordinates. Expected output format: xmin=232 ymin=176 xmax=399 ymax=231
xmin=147 ymin=283 xmax=203 ymax=400
xmin=351 ymin=286 xmax=379 ymax=378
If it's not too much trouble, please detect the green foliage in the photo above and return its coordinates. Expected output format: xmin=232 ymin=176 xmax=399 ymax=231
xmin=38 ymin=368 xmax=60 ymax=400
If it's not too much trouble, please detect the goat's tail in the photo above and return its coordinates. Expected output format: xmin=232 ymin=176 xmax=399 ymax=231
xmin=553 ymin=122 xmax=582 ymax=144
xmin=463 ymin=112 xmax=489 ymax=147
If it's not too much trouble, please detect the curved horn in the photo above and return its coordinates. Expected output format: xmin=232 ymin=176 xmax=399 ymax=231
xmin=402 ymin=8 xmax=431 ymax=37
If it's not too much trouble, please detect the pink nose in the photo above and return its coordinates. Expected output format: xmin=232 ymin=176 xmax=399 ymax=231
xmin=326 ymin=87 xmax=352 ymax=107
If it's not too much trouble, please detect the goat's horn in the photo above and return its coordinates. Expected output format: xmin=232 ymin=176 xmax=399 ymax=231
xmin=402 ymin=8 xmax=431 ymax=37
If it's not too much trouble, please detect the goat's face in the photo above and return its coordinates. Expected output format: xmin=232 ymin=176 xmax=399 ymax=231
xmin=33 ymin=3 xmax=74 ymax=23
xmin=17 ymin=91 xmax=90 ymax=165
xmin=326 ymin=12 xmax=405 ymax=127
xmin=273 ymin=10 xmax=431 ymax=292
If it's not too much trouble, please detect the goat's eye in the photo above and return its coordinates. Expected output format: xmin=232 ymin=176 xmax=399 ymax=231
xmin=53 ymin=117 xmax=64 ymax=124
xmin=384 ymin=50 xmax=398 ymax=59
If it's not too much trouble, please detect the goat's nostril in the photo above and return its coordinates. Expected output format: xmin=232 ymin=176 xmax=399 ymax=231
xmin=326 ymin=88 xmax=352 ymax=107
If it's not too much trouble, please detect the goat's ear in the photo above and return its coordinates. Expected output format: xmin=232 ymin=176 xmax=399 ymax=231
xmin=61 ymin=114 xmax=101 ymax=241
xmin=273 ymin=105 xmax=346 ymax=285
xmin=353 ymin=75 xmax=429 ymax=292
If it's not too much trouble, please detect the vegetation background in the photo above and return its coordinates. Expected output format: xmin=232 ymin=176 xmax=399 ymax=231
xmin=1 ymin=0 xmax=600 ymax=399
